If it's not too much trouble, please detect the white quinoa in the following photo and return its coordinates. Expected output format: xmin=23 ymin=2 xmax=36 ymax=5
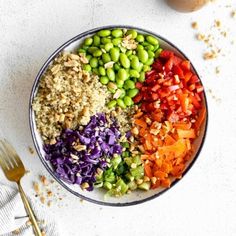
xmin=32 ymin=52 xmax=109 ymax=144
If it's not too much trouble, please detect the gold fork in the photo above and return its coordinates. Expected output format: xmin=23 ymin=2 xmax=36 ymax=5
xmin=0 ymin=139 xmax=42 ymax=236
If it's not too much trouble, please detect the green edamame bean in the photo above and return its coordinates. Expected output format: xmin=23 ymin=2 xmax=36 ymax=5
xmin=112 ymin=38 xmax=122 ymax=46
xmin=137 ymin=49 xmax=149 ymax=63
xmin=119 ymin=88 xmax=126 ymax=98
xmin=137 ymin=62 xmax=143 ymax=73
xmin=110 ymin=47 xmax=120 ymax=62
xmin=90 ymin=57 xmax=98 ymax=68
xmin=143 ymin=65 xmax=150 ymax=72
xmin=107 ymin=68 xmax=115 ymax=81
xmin=86 ymin=54 xmax=92 ymax=62
xmin=83 ymin=64 xmax=92 ymax=72
xmin=99 ymin=66 xmax=106 ymax=76
xmin=148 ymin=50 xmax=155 ymax=58
xmin=101 ymin=37 xmax=111 ymax=44
xmin=126 ymin=50 xmax=132 ymax=57
xmin=111 ymin=29 xmax=123 ymax=38
xmin=136 ymin=34 xmax=145 ymax=43
xmin=124 ymin=80 xmax=135 ymax=89
xmin=130 ymin=69 xmax=140 ymax=78
xmin=120 ymin=53 xmax=130 ymax=69
xmin=116 ymin=78 xmax=124 ymax=88
xmin=93 ymin=49 xmax=102 ymax=57
xmin=138 ymin=71 xmax=145 ymax=82
xmin=142 ymin=41 xmax=149 ymax=47
xmin=131 ymin=56 xmax=140 ymax=70
xmin=123 ymin=96 xmax=133 ymax=106
xmin=93 ymin=35 xmax=101 ymax=46
xmin=153 ymin=44 xmax=159 ymax=52
xmin=108 ymin=87 xmax=116 ymax=93
xmin=97 ymin=30 xmax=111 ymax=37
xmin=129 ymin=54 xmax=135 ymax=60
xmin=117 ymin=98 xmax=126 ymax=109
xmin=100 ymin=76 xmax=109 ymax=85
xmin=145 ymin=57 xmax=154 ymax=66
xmin=126 ymin=29 xmax=138 ymax=39
xmin=146 ymin=35 xmax=159 ymax=45
xmin=118 ymin=68 xmax=128 ymax=81
xmin=137 ymin=45 xmax=144 ymax=51
xmin=88 ymin=47 xmax=98 ymax=54
xmin=127 ymin=88 xmax=139 ymax=98
xmin=108 ymin=82 xmax=118 ymax=90
xmin=84 ymin=37 xmax=93 ymax=46
xmin=102 ymin=53 xmax=111 ymax=63
xmin=107 ymin=100 xmax=117 ymax=109
xmin=155 ymin=48 xmax=163 ymax=58
xmin=104 ymin=42 xmax=113 ymax=52
xmin=92 ymin=68 xmax=99 ymax=74
xmin=114 ymin=63 xmax=121 ymax=71
xmin=145 ymin=45 xmax=155 ymax=51
xmin=99 ymin=59 xmax=104 ymax=66
xmin=78 ymin=49 xmax=86 ymax=54
xmin=120 ymin=46 xmax=127 ymax=53
xmin=82 ymin=45 xmax=89 ymax=51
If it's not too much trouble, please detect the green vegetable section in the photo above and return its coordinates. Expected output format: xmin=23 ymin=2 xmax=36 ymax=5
xmin=79 ymin=28 xmax=161 ymax=109
xmin=95 ymin=142 xmax=151 ymax=197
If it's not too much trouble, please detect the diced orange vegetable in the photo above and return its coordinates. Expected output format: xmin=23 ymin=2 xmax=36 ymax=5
xmin=177 ymin=129 xmax=196 ymax=139
xmin=194 ymin=107 xmax=206 ymax=131
xmin=154 ymin=170 xmax=168 ymax=179
xmin=165 ymin=135 xmax=176 ymax=145
xmin=173 ymin=122 xmax=192 ymax=130
xmin=161 ymin=178 xmax=171 ymax=188
xmin=144 ymin=164 xmax=153 ymax=178
xmin=134 ymin=119 xmax=147 ymax=128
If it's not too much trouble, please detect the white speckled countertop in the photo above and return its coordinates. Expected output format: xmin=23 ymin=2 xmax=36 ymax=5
xmin=1 ymin=0 xmax=236 ymax=235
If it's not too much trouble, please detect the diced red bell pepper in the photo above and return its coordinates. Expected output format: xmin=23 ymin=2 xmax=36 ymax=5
xmin=151 ymin=83 xmax=161 ymax=92
xmin=136 ymin=82 xmax=143 ymax=89
xmin=173 ymin=65 xmax=184 ymax=78
xmin=160 ymin=50 xmax=174 ymax=59
xmin=167 ymin=112 xmax=179 ymax=122
xmin=167 ymin=85 xmax=180 ymax=92
xmin=133 ymin=93 xmax=143 ymax=103
xmin=152 ymin=60 xmax=163 ymax=72
xmin=165 ymin=57 xmax=174 ymax=72
xmin=180 ymin=60 xmax=191 ymax=71
xmin=151 ymin=93 xmax=159 ymax=100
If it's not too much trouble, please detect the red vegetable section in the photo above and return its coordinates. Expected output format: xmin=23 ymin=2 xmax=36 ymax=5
xmin=132 ymin=50 xmax=206 ymax=189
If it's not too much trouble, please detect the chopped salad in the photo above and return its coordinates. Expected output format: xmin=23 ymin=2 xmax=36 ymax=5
xmin=33 ymin=28 xmax=206 ymax=197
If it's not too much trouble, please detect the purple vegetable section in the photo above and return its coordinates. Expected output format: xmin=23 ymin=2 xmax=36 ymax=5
xmin=43 ymin=113 xmax=122 ymax=191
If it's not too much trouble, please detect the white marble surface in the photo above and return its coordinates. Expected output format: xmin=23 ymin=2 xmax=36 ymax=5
xmin=1 ymin=0 xmax=236 ymax=235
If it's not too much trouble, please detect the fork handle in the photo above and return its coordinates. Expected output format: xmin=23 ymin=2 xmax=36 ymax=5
xmin=17 ymin=181 xmax=42 ymax=236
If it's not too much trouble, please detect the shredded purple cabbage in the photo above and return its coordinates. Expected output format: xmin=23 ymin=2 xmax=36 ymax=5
xmin=44 ymin=113 xmax=122 ymax=191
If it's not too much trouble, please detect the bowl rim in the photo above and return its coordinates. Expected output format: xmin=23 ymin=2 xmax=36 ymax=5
xmin=29 ymin=25 xmax=208 ymax=207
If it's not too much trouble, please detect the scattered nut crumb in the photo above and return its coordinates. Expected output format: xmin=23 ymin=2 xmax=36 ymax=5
xmin=203 ymin=50 xmax=218 ymax=60
xmin=40 ymin=196 xmax=46 ymax=204
xmin=214 ymin=19 xmax=221 ymax=28
xmin=26 ymin=220 xmax=32 ymax=226
xmin=231 ymin=10 xmax=236 ymax=18
xmin=215 ymin=66 xmax=220 ymax=74
xmin=28 ymin=146 xmax=35 ymax=155
xmin=191 ymin=22 xmax=198 ymax=29
xmin=40 ymin=175 xmax=49 ymax=186
xmin=12 ymin=229 xmax=20 ymax=235
xmin=47 ymin=190 xmax=53 ymax=197
xmin=33 ymin=182 xmax=40 ymax=195
xmin=196 ymin=33 xmax=205 ymax=41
